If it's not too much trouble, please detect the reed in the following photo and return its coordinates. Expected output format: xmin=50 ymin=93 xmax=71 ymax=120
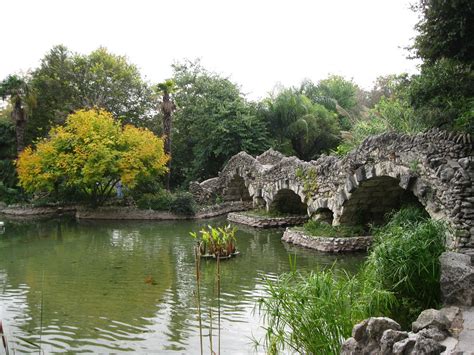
xmin=258 ymin=268 xmax=394 ymax=354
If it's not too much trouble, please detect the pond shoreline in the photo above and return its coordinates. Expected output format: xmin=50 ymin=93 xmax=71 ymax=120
xmin=0 ymin=201 xmax=252 ymax=220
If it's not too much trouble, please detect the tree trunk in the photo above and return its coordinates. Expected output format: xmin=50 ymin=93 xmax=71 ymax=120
xmin=161 ymin=92 xmax=175 ymax=190
xmin=12 ymin=100 xmax=27 ymax=155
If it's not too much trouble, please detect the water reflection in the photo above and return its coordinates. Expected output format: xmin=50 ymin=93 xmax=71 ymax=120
xmin=0 ymin=216 xmax=364 ymax=353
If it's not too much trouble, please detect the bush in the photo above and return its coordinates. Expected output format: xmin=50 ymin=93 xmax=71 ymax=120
xmin=0 ymin=182 xmax=25 ymax=205
xmin=169 ymin=192 xmax=197 ymax=216
xmin=136 ymin=190 xmax=173 ymax=211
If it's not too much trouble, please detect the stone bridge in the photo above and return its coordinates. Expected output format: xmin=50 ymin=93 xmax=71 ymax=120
xmin=190 ymin=129 xmax=473 ymax=251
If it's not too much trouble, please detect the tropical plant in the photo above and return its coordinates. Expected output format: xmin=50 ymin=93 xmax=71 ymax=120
xmin=262 ymin=89 xmax=340 ymax=160
xmin=0 ymin=74 xmax=37 ymax=154
xmin=16 ymin=109 xmax=169 ymax=206
xmin=190 ymin=224 xmax=238 ymax=257
xmin=156 ymin=79 xmax=176 ymax=189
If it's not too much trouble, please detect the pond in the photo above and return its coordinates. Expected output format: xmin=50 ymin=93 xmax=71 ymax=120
xmin=0 ymin=216 xmax=365 ymax=353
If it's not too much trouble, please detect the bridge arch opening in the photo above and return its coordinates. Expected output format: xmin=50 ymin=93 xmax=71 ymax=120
xmin=339 ymin=176 xmax=425 ymax=227
xmin=312 ymin=208 xmax=334 ymax=225
xmin=270 ymin=189 xmax=307 ymax=215
xmin=223 ymin=175 xmax=252 ymax=202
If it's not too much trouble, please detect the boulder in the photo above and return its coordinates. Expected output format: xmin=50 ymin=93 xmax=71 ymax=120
xmin=440 ymin=252 xmax=474 ymax=306
xmin=380 ymin=329 xmax=408 ymax=354
xmin=412 ymin=309 xmax=450 ymax=333
xmin=367 ymin=317 xmax=401 ymax=341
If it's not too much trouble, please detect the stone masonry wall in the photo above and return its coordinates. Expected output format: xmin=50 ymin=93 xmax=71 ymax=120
xmin=282 ymin=228 xmax=372 ymax=253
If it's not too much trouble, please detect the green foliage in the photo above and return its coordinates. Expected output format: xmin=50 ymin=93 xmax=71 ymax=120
xmin=0 ymin=182 xmax=25 ymax=205
xmin=295 ymin=167 xmax=318 ymax=199
xmin=300 ymin=76 xmax=365 ymax=130
xmin=171 ymin=59 xmax=270 ymax=185
xmin=262 ymin=89 xmax=341 ymax=160
xmin=409 ymin=159 xmax=420 ymax=175
xmin=190 ymin=224 xmax=237 ymax=257
xmin=136 ymin=190 xmax=173 ymax=210
xmin=169 ymin=192 xmax=197 ymax=216
xmin=412 ymin=0 xmax=474 ymax=64
xmin=259 ymin=207 xmax=446 ymax=352
xmin=302 ymin=220 xmax=364 ymax=238
xmin=16 ymin=109 xmax=168 ymax=206
xmin=258 ymin=268 xmax=394 ymax=354
xmin=364 ymin=207 xmax=447 ymax=326
xmin=407 ymin=59 xmax=474 ymax=133
xmin=28 ymin=45 xmax=157 ymax=143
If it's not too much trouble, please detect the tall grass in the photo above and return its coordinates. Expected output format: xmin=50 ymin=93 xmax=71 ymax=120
xmin=364 ymin=207 xmax=447 ymax=326
xmin=258 ymin=268 xmax=394 ymax=354
xmin=258 ymin=207 xmax=447 ymax=353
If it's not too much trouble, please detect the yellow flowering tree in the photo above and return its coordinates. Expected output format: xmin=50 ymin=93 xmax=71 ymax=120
xmin=17 ymin=109 xmax=168 ymax=205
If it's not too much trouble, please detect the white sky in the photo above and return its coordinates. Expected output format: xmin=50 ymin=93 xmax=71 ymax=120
xmin=1 ymin=0 xmax=421 ymax=100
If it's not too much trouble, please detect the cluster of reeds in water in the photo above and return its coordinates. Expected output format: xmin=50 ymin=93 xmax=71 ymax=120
xmin=190 ymin=225 xmax=237 ymax=258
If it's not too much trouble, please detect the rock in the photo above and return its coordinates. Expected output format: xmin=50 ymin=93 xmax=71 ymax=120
xmin=352 ymin=319 xmax=368 ymax=341
xmin=440 ymin=252 xmax=474 ymax=306
xmin=412 ymin=335 xmax=446 ymax=354
xmin=367 ymin=317 xmax=401 ymax=341
xmin=380 ymin=329 xmax=408 ymax=354
xmin=340 ymin=337 xmax=363 ymax=355
xmin=393 ymin=336 xmax=416 ymax=354
xmin=417 ymin=327 xmax=447 ymax=341
xmin=412 ymin=309 xmax=450 ymax=333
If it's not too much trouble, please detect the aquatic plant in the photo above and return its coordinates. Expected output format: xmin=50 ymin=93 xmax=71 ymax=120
xmin=190 ymin=225 xmax=238 ymax=258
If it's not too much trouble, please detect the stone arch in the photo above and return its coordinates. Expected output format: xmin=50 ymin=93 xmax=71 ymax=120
xmin=222 ymin=174 xmax=252 ymax=202
xmin=338 ymin=175 xmax=426 ymax=227
xmin=269 ymin=188 xmax=308 ymax=215
xmin=312 ymin=208 xmax=335 ymax=224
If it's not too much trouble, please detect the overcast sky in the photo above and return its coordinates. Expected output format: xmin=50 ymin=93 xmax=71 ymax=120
xmin=1 ymin=0 xmax=421 ymax=100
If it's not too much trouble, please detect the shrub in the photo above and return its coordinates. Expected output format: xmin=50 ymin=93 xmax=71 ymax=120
xmin=136 ymin=190 xmax=173 ymax=211
xmin=169 ymin=192 xmax=197 ymax=216
xmin=0 ymin=182 xmax=25 ymax=205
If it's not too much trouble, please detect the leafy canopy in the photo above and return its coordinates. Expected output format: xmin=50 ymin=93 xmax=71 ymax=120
xmin=27 ymin=45 xmax=156 ymax=143
xmin=171 ymin=59 xmax=270 ymax=185
xmin=17 ymin=109 xmax=168 ymax=205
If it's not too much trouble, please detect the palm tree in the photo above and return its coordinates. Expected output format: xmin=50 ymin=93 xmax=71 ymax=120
xmin=156 ymin=79 xmax=176 ymax=189
xmin=0 ymin=75 xmax=36 ymax=155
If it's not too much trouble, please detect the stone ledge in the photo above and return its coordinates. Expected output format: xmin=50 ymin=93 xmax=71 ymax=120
xmin=282 ymin=227 xmax=372 ymax=253
xmin=227 ymin=212 xmax=308 ymax=228
xmin=1 ymin=201 xmax=252 ymax=221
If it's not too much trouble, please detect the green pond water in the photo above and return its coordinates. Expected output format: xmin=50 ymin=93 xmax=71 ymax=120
xmin=0 ymin=216 xmax=365 ymax=353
